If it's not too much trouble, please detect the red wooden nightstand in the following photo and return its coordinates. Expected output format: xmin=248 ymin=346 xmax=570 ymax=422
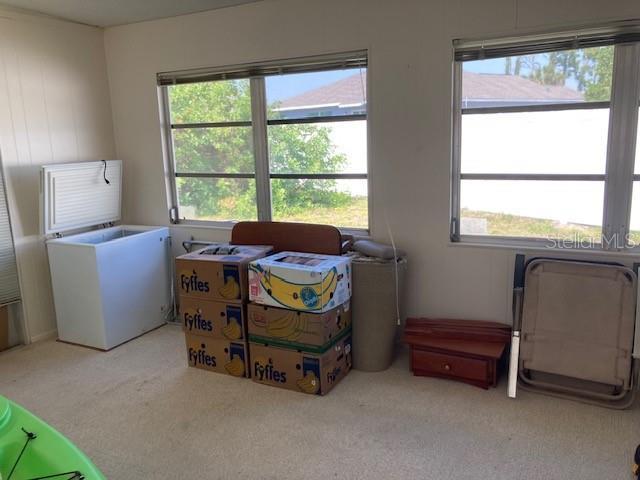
xmin=403 ymin=318 xmax=511 ymax=389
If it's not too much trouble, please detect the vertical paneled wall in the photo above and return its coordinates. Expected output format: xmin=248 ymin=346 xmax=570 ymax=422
xmin=0 ymin=10 xmax=115 ymax=342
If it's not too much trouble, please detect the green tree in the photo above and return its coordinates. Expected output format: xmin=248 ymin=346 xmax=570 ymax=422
xmin=578 ymin=47 xmax=614 ymax=101
xmin=503 ymin=47 xmax=613 ymax=101
xmin=169 ymin=80 xmax=349 ymax=220
xmin=529 ymin=51 xmax=578 ymax=86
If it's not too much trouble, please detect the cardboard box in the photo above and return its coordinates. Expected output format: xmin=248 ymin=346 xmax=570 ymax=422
xmin=185 ymin=333 xmax=249 ymax=377
xmin=0 ymin=306 xmax=8 ymax=352
xmin=249 ymin=330 xmax=352 ymax=395
xmin=180 ymin=297 xmax=247 ymax=341
xmin=176 ymin=244 xmax=273 ymax=303
xmin=247 ymin=301 xmax=351 ymax=351
xmin=248 ymin=251 xmax=351 ymax=312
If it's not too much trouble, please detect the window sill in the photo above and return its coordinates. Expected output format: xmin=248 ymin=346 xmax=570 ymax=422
xmin=170 ymin=220 xmax=369 ymax=237
xmin=449 ymin=237 xmax=640 ymax=259
xmin=170 ymin=221 xmax=235 ymax=231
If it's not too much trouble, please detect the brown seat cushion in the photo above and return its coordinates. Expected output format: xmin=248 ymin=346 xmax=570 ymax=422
xmin=231 ymin=221 xmax=342 ymax=255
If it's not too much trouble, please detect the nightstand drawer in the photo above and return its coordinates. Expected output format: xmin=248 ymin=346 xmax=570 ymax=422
xmin=411 ymin=348 xmax=490 ymax=383
xmin=403 ymin=318 xmax=509 ymax=389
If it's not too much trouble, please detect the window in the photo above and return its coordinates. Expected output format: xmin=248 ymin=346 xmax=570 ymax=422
xmin=168 ymin=79 xmax=257 ymax=222
xmin=451 ymin=30 xmax=640 ymax=250
xmin=160 ymin=52 xmax=368 ymax=230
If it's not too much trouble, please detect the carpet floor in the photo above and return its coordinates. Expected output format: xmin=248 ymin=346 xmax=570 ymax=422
xmin=0 ymin=324 xmax=638 ymax=479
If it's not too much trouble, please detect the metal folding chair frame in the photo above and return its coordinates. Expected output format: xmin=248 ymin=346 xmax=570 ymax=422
xmin=507 ymin=254 xmax=639 ymax=409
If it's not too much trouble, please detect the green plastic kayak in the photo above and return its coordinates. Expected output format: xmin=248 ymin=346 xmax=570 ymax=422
xmin=0 ymin=395 xmax=105 ymax=480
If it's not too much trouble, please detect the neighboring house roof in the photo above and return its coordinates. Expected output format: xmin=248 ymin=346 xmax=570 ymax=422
xmin=275 ymin=70 xmax=583 ymax=112
xmin=276 ymin=70 xmax=366 ymax=111
xmin=462 ymin=71 xmax=584 ymax=103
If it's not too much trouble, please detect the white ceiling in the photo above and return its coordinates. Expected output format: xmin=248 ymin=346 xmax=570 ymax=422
xmin=0 ymin=0 xmax=264 ymax=27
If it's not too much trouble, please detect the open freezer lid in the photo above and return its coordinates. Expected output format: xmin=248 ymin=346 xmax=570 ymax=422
xmin=41 ymin=160 xmax=122 ymax=236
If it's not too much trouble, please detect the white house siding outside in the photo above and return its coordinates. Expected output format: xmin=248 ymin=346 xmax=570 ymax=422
xmin=274 ymin=71 xmax=367 ymax=197
xmin=277 ymin=69 xmax=640 ymax=236
xmin=461 ymin=108 xmax=609 ymax=228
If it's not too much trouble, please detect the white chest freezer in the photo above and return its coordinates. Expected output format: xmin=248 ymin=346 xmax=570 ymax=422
xmin=42 ymin=161 xmax=171 ymax=350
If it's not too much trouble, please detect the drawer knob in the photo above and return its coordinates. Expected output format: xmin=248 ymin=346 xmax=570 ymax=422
xmin=443 ymin=363 xmax=451 ymax=371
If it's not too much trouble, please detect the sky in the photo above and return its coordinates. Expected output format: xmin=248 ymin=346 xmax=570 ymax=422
xmin=266 ymin=54 xmax=580 ymax=104
xmin=266 ymin=68 xmax=363 ymax=103
xmin=463 ymin=58 xmax=505 ymax=74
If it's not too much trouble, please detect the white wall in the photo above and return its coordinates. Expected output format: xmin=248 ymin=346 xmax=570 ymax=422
xmin=0 ymin=8 xmax=115 ymax=342
xmin=103 ymin=0 xmax=640 ymax=324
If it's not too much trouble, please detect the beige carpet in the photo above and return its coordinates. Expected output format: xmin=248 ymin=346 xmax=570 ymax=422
xmin=0 ymin=324 xmax=638 ymax=479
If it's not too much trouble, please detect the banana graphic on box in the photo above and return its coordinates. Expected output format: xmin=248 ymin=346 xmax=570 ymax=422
xmin=264 ymin=310 xmax=309 ymax=340
xmin=219 ymin=275 xmax=240 ymax=300
xmin=266 ymin=310 xmax=298 ymax=339
xmin=224 ymin=354 xmax=245 ymax=377
xmin=297 ymin=371 xmax=320 ymax=394
xmin=222 ymin=317 xmax=242 ymax=340
xmin=254 ymin=266 xmax=339 ymax=310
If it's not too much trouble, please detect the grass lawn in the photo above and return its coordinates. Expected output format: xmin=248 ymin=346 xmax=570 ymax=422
xmin=195 ymin=201 xmax=640 ymax=245
xmin=462 ymin=209 xmax=603 ymax=242
xmin=273 ymin=196 xmax=368 ymax=229
xmin=199 ymin=196 xmax=369 ymax=229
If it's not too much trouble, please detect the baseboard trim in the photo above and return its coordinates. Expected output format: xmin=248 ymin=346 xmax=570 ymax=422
xmin=30 ymin=328 xmax=57 ymax=343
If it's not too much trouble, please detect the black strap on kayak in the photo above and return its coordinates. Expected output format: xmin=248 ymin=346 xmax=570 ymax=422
xmin=25 ymin=472 xmax=84 ymax=480
xmin=7 ymin=427 xmax=37 ymax=479
xmin=7 ymin=427 xmax=85 ymax=480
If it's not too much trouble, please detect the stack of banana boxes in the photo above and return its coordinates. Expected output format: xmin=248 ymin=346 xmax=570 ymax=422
xmin=247 ymin=251 xmax=353 ymax=395
xmin=176 ymin=244 xmax=273 ymax=378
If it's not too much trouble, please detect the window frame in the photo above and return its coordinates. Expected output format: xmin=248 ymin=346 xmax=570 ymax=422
xmin=450 ymin=36 xmax=640 ymax=252
xmin=159 ymin=53 xmax=370 ymax=233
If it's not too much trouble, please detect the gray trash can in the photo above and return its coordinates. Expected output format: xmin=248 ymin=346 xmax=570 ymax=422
xmin=348 ymin=253 xmax=407 ymax=372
